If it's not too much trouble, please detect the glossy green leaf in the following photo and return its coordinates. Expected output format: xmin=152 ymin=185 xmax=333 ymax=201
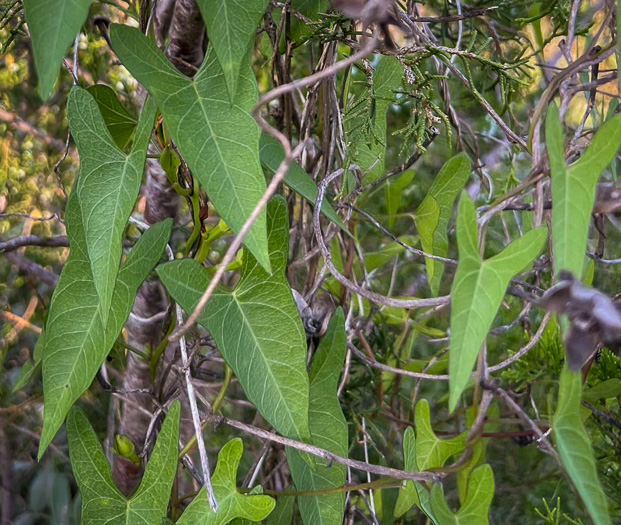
xmin=547 ymin=103 xmax=621 ymax=277
xmin=87 ymin=85 xmax=137 ymax=149
xmin=449 ymin=194 xmax=546 ymax=411
xmin=430 ymin=464 xmax=494 ymax=525
xmin=158 ymin=197 xmax=309 ymax=441
xmin=259 ymin=133 xmax=348 ymax=232
xmin=385 ymin=170 xmax=415 ymax=228
xmin=68 ymin=402 xmax=180 ymax=524
xmin=415 ymin=153 xmax=471 ymax=295
xmin=287 ymin=309 xmax=348 ymax=525
xmin=69 ymin=87 xmax=157 ymax=321
xmin=553 ymin=367 xmax=611 ymax=525
xmin=346 ymin=56 xmax=403 ymax=183
xmin=39 ymin=201 xmax=172 ymax=458
xmin=177 ymin=439 xmax=275 ymax=525
xmin=415 ymin=400 xmax=465 ymax=471
xmin=23 ymin=0 xmax=93 ymax=99
xmin=197 ymin=0 xmax=269 ymax=100
xmin=110 ymin=24 xmax=270 ymax=271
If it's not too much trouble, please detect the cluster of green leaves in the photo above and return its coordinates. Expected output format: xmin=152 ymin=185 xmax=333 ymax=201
xmin=2 ymin=0 xmax=621 ymax=523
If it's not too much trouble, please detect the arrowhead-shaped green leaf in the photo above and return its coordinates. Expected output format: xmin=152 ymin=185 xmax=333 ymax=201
xmin=177 ymin=439 xmax=275 ymax=525
xmin=430 ymin=464 xmax=494 ymax=524
xmin=110 ymin=24 xmax=270 ymax=271
xmin=158 ymin=197 xmax=309 ymax=441
xmin=345 ymin=56 xmax=403 ymax=183
xmin=259 ymin=133 xmax=348 ymax=233
xmin=87 ymin=84 xmax=138 ymax=149
xmin=68 ymin=401 xmax=180 ymax=524
xmin=39 ymin=199 xmax=172 ymax=458
xmin=449 ymin=194 xmax=546 ymax=411
xmin=547 ymin=103 xmax=621 ymax=277
xmin=23 ymin=0 xmax=93 ymax=100
xmin=415 ymin=153 xmax=471 ymax=295
xmin=69 ymin=87 xmax=157 ymax=322
xmin=287 ymin=309 xmax=348 ymax=525
xmin=196 ymin=0 xmax=270 ymax=101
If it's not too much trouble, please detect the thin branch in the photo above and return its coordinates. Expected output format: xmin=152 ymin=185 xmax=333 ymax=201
xmin=0 ymin=235 xmax=68 ymax=253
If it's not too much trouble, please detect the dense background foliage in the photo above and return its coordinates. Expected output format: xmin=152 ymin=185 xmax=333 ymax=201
xmin=1 ymin=0 xmax=621 ymax=523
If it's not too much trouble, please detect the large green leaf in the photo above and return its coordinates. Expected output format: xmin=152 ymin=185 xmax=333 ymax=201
xmin=547 ymin=103 xmax=621 ymax=277
xmin=259 ymin=133 xmax=348 ymax=232
xmin=287 ymin=309 xmax=348 ymax=525
xmin=546 ymin=104 xmax=617 ymax=525
xmin=87 ymin=84 xmax=138 ymax=149
xmin=158 ymin=197 xmax=310 ymax=441
xmin=430 ymin=464 xmax=494 ymax=525
xmin=23 ymin=0 xmax=93 ymax=99
xmin=196 ymin=0 xmax=269 ymax=101
xmin=39 ymin=199 xmax=172 ymax=458
xmin=177 ymin=439 xmax=275 ymax=525
xmin=415 ymin=153 xmax=471 ymax=295
xmin=553 ymin=368 xmax=611 ymax=525
xmin=449 ymin=194 xmax=546 ymax=411
xmin=110 ymin=24 xmax=270 ymax=271
xmin=68 ymin=402 xmax=180 ymax=524
xmin=69 ymin=87 xmax=156 ymax=321
xmin=345 ymin=56 xmax=403 ymax=183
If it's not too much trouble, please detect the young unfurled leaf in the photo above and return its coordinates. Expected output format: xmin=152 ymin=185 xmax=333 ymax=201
xmin=158 ymin=197 xmax=310 ymax=441
xmin=68 ymin=402 xmax=180 ymax=524
xmin=449 ymin=193 xmax=546 ymax=411
xmin=23 ymin=0 xmax=93 ymax=100
xmin=177 ymin=439 xmax=275 ymax=525
xmin=69 ymin=87 xmax=157 ymax=322
xmin=38 ymin=202 xmax=172 ymax=458
xmin=287 ymin=309 xmax=348 ymax=525
xmin=415 ymin=153 xmax=471 ymax=295
xmin=430 ymin=464 xmax=494 ymax=524
xmin=547 ymin=103 xmax=621 ymax=278
xmin=395 ymin=400 xmax=465 ymax=521
xmin=87 ymin=84 xmax=138 ymax=149
xmin=196 ymin=0 xmax=270 ymax=101
xmin=259 ymin=133 xmax=348 ymax=233
xmin=110 ymin=24 xmax=270 ymax=271
xmin=553 ymin=368 xmax=611 ymax=525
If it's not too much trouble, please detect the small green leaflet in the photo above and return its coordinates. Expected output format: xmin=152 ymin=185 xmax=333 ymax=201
xmin=69 ymin=87 xmax=157 ymax=323
xmin=23 ymin=0 xmax=93 ymax=100
xmin=68 ymin=402 xmax=180 ymax=524
xmin=395 ymin=400 xmax=465 ymax=520
xmin=38 ymin=199 xmax=172 ymax=458
xmin=415 ymin=153 xmax=471 ymax=296
xmin=346 ymin=56 xmax=403 ymax=183
xmin=547 ymin=103 xmax=621 ymax=278
xmin=554 ymin=368 xmax=611 ymax=525
xmin=110 ymin=24 xmax=270 ymax=271
xmin=449 ymin=193 xmax=546 ymax=411
xmin=177 ymin=439 xmax=275 ymax=525
xmin=287 ymin=309 xmax=348 ymax=525
xmin=158 ymin=197 xmax=310 ymax=441
xmin=259 ymin=133 xmax=348 ymax=233
xmin=430 ymin=464 xmax=494 ymax=525
xmin=196 ymin=0 xmax=270 ymax=101
xmin=87 ymin=85 xmax=138 ymax=149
